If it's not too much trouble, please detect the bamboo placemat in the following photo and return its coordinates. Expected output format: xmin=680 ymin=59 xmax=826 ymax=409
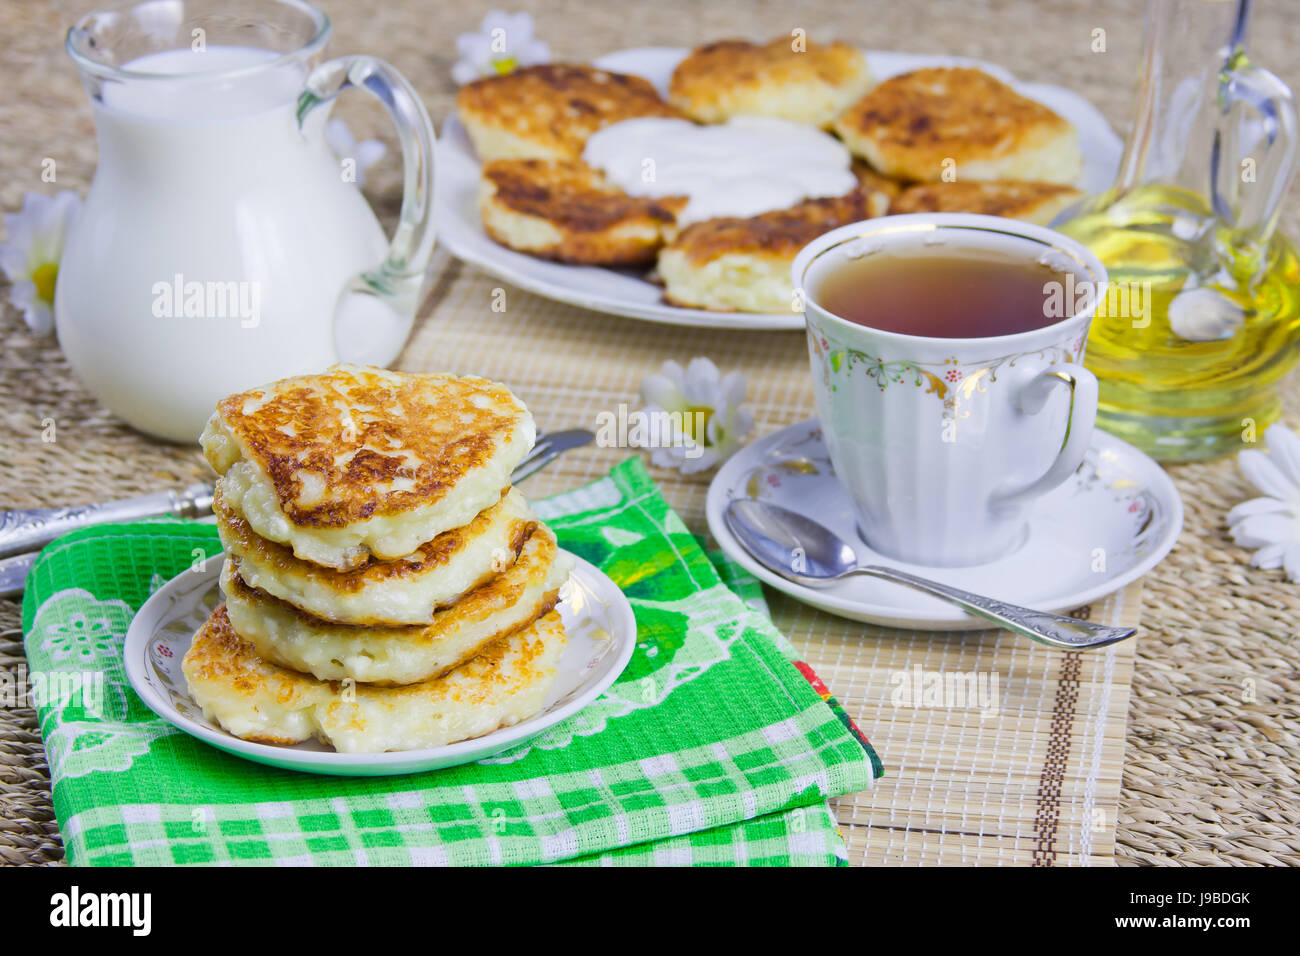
xmin=2 ymin=0 xmax=1299 ymax=866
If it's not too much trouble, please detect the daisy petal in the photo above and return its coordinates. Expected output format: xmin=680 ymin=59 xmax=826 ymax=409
xmin=649 ymin=446 xmax=680 ymax=470
xmin=682 ymin=356 xmax=721 ymax=400
xmin=1227 ymin=496 xmax=1295 ymax=524
xmin=1251 ymin=542 xmax=1285 ymax=570
xmin=0 ymin=243 xmax=28 ymax=281
xmin=1229 ymin=512 xmax=1297 ymax=548
xmin=731 ymin=405 xmax=755 ymax=440
xmin=704 ymin=414 xmax=725 ymax=448
xmin=640 ymin=372 xmax=684 ymax=410
xmin=719 ymin=369 xmax=747 ymax=408
xmin=1264 ymin=424 xmax=1300 ymax=489
xmin=523 ymin=40 xmax=551 ymax=65
xmin=1239 ymin=448 xmax=1300 ymax=503
xmin=1284 ymin=542 xmax=1300 ymax=582
xmin=451 ymin=60 xmax=482 ymax=85
xmin=22 ymin=298 xmax=54 ymax=335
xmin=456 ymin=33 xmax=490 ymax=61
xmin=481 ymin=10 xmax=514 ymax=38
xmin=503 ymin=12 xmax=534 ymax=46
xmin=680 ymin=448 xmax=719 ymax=474
xmin=29 ymin=196 xmax=63 ymax=261
xmin=35 ymin=192 xmax=80 ymax=261
xmin=656 ymin=359 xmax=683 ymax=382
xmin=354 ymin=140 xmax=387 ymax=169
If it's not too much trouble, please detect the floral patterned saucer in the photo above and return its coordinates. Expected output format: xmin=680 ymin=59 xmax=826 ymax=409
xmin=705 ymin=419 xmax=1183 ymax=630
xmin=123 ymin=552 xmax=636 ymax=775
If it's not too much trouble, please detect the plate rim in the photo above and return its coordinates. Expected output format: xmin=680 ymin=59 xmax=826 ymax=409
xmin=434 ymin=45 xmax=1125 ymax=331
xmin=124 ymin=550 xmax=636 ymax=775
xmin=704 ymin=419 xmax=1185 ymax=630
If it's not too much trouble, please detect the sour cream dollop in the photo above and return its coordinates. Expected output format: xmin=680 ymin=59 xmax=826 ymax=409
xmin=582 ymin=117 xmax=857 ymax=226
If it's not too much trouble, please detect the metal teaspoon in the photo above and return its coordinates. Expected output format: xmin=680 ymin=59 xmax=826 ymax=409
xmin=724 ymin=498 xmax=1135 ymax=649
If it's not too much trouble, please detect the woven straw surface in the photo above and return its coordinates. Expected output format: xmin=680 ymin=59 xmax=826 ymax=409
xmin=2 ymin=0 xmax=1298 ymax=866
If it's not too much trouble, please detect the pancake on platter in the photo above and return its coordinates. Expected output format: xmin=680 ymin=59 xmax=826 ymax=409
xmin=668 ymin=37 xmax=873 ymax=127
xmin=456 ymin=63 xmax=682 ymax=162
xmin=657 ymin=188 xmax=876 ymax=313
xmin=479 ymin=158 xmax=687 ymax=265
xmin=834 ymin=67 xmax=1082 ymax=184
xmin=889 ymin=179 xmax=1083 ymax=225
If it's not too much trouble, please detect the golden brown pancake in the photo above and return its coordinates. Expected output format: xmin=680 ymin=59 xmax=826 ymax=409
xmin=200 ymin=364 xmax=535 ymax=570
xmin=221 ymin=525 xmax=573 ymax=685
xmin=657 ymin=189 xmax=876 ymax=312
xmin=456 ymin=63 xmax=683 ymax=161
xmin=479 ymin=158 xmax=687 ymax=265
xmin=834 ymin=68 xmax=1082 ymax=184
xmin=890 ymin=179 xmax=1084 ymax=225
xmin=215 ymin=484 xmax=537 ymax=625
xmin=669 ymin=37 xmax=873 ymax=127
xmin=183 ymin=604 xmax=567 ymax=753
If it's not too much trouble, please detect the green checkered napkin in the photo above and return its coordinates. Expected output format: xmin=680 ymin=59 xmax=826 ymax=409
xmin=21 ymin=458 xmax=881 ymax=866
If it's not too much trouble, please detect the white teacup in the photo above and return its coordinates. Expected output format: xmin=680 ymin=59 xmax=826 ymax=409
xmin=792 ymin=213 xmax=1106 ymax=567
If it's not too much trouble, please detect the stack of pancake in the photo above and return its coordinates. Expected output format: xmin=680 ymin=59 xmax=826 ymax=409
xmin=181 ymin=364 xmax=573 ymax=754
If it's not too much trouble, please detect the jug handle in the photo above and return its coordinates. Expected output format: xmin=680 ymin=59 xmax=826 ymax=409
xmin=1210 ymin=53 xmax=1298 ymax=248
xmin=297 ymin=56 xmax=437 ymax=361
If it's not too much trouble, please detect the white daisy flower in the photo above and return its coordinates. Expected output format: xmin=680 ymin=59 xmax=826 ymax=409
xmin=1168 ymin=285 xmax=1245 ymax=342
xmin=452 ymin=11 xmax=550 ymax=85
xmin=323 ymin=119 xmax=387 ymax=188
xmin=638 ymin=357 xmax=754 ymax=475
xmin=1227 ymin=423 xmax=1300 ymax=580
xmin=0 ymin=190 xmax=81 ymax=335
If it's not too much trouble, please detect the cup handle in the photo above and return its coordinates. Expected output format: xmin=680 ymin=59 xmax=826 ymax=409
xmin=992 ymin=363 xmax=1098 ymax=512
xmin=297 ymin=56 xmax=438 ymax=359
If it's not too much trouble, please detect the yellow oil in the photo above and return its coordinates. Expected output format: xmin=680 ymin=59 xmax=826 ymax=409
xmin=1058 ymin=185 xmax=1300 ymax=460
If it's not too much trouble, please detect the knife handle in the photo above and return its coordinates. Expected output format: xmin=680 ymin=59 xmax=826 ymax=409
xmin=0 ymin=551 xmax=36 ymax=599
xmin=0 ymin=484 xmax=214 ymax=558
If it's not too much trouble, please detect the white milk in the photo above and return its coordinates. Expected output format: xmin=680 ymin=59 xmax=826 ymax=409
xmin=56 ymin=46 xmax=391 ymax=442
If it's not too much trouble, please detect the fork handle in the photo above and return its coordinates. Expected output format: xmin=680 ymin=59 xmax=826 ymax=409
xmin=855 ymin=564 xmax=1135 ymax=648
xmin=0 ymin=484 xmax=215 ymax=559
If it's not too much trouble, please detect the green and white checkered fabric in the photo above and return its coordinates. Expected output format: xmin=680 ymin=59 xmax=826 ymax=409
xmin=565 ymin=802 xmax=847 ymax=866
xmin=22 ymin=458 xmax=879 ymax=866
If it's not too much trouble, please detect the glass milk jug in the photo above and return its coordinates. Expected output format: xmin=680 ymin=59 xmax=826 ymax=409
xmin=1057 ymin=0 xmax=1299 ymax=461
xmin=57 ymin=0 xmax=437 ymax=443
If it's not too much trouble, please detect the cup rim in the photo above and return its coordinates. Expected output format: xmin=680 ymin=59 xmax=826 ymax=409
xmin=66 ymin=0 xmax=331 ymax=84
xmin=791 ymin=212 xmax=1109 ymax=349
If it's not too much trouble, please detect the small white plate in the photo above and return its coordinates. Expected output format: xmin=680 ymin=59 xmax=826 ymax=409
xmin=434 ymin=47 xmax=1124 ymax=331
xmin=124 ymin=552 xmax=636 ymax=776
xmin=706 ymin=420 xmax=1183 ymax=630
